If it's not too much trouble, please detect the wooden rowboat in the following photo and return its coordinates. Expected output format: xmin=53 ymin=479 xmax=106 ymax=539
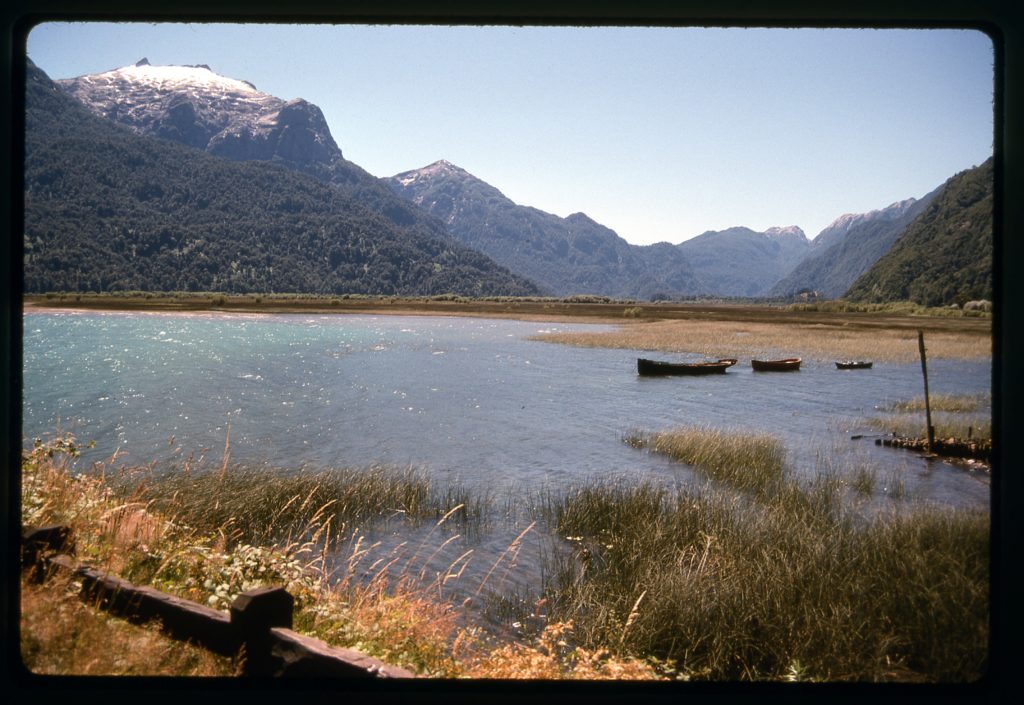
xmin=835 ymin=360 xmax=873 ymax=369
xmin=751 ymin=358 xmax=801 ymax=372
xmin=637 ymin=357 xmax=738 ymax=376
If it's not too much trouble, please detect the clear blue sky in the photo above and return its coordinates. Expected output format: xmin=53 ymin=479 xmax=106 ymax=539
xmin=26 ymin=22 xmax=994 ymax=245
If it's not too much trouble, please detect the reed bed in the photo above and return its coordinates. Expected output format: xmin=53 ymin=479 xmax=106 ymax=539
xmin=115 ymin=462 xmax=487 ymax=548
xmin=533 ymin=424 xmax=989 ymax=681
xmin=533 ymin=318 xmax=990 ymax=362
xmin=886 ymin=392 xmax=990 ymax=414
xmin=540 ymin=473 xmax=988 ymax=681
xmin=20 ymin=437 xmax=477 ymax=675
xmin=624 ymin=426 xmax=786 ymax=496
xmin=865 ymin=414 xmax=992 ymax=441
xmin=867 ymin=392 xmax=992 ymax=441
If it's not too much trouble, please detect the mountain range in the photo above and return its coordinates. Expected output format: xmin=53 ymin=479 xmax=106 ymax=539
xmin=29 ymin=59 xmax=993 ymax=305
xmin=24 ymin=59 xmax=540 ymax=296
xmin=385 ymin=160 xmax=703 ymax=299
xmin=675 ymin=225 xmax=811 ymax=297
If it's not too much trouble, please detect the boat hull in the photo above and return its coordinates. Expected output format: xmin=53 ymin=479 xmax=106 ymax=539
xmin=638 ymin=358 xmax=738 ymax=376
xmin=836 ymin=361 xmax=873 ymax=369
xmin=751 ymin=358 xmax=801 ymax=372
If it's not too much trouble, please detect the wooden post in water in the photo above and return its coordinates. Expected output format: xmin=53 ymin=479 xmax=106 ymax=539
xmin=917 ymin=331 xmax=935 ymax=451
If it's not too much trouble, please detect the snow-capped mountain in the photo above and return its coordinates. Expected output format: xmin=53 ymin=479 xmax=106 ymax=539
xmin=390 ymin=160 xmax=509 ymax=228
xmin=764 ymin=225 xmax=807 ymax=239
xmin=51 ymin=58 xmax=971 ymax=302
xmin=56 ymin=58 xmax=469 ymax=245
xmin=393 ymin=159 xmax=469 ymax=188
xmin=25 ymin=58 xmax=541 ymax=297
xmin=57 ymin=58 xmax=342 ymax=168
xmin=810 ymin=198 xmax=920 ymax=252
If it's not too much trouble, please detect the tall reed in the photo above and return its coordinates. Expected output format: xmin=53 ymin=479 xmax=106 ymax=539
xmin=542 ymin=475 xmax=987 ymax=680
xmin=625 ymin=426 xmax=786 ymax=496
xmin=117 ymin=462 xmax=487 ymax=548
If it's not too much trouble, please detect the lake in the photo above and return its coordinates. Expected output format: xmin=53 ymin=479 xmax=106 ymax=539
xmin=22 ymin=310 xmax=991 ymax=623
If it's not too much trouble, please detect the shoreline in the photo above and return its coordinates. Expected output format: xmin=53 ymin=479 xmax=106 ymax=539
xmin=23 ymin=295 xmax=992 ymax=362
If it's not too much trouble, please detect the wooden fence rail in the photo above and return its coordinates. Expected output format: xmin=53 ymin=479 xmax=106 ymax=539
xmin=21 ymin=524 xmax=414 ymax=679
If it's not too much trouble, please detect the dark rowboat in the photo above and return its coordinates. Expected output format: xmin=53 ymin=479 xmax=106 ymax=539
xmin=836 ymin=360 xmax=873 ymax=369
xmin=751 ymin=358 xmax=801 ymax=372
xmin=637 ymin=357 xmax=738 ymax=376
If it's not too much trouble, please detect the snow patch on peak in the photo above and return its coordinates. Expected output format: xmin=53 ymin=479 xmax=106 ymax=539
xmin=396 ymin=159 xmax=470 ymax=184
xmin=425 ymin=159 xmax=467 ymax=174
xmin=882 ymin=197 xmax=917 ymax=214
xmin=764 ymin=225 xmax=807 ymax=240
xmin=820 ymin=197 xmax=919 ymax=236
xmin=102 ymin=62 xmax=262 ymax=95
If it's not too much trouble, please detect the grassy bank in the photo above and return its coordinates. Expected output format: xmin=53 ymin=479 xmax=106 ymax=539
xmin=787 ymin=300 xmax=991 ymax=318
xmin=19 ymin=434 xmax=660 ymax=679
xmin=20 ymin=573 xmax=240 ymax=676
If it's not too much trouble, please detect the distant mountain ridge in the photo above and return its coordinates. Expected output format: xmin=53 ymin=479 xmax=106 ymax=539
xmin=769 ymin=194 xmax=938 ymax=299
xmin=24 ymin=59 xmax=540 ymax=297
xmin=675 ymin=225 xmax=811 ymax=297
xmin=811 ymin=199 xmax=919 ymax=252
xmin=386 ymin=160 xmax=705 ymax=299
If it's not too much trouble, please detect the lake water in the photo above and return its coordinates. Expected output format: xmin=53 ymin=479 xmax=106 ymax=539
xmin=22 ymin=310 xmax=991 ymax=623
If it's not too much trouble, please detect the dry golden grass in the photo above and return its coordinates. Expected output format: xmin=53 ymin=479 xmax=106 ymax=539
xmin=20 ymin=574 xmax=239 ymax=676
xmin=461 ymin=621 xmax=664 ymax=680
xmin=533 ymin=318 xmax=990 ymax=362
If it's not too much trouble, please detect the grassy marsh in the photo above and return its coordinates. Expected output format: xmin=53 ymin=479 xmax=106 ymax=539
xmin=533 ymin=317 xmax=990 ymax=362
xmin=119 ymin=462 xmax=488 ymax=546
xmin=19 ymin=435 xmax=660 ymax=679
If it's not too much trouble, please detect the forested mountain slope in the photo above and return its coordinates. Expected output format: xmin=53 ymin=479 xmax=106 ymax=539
xmin=24 ymin=60 xmax=541 ymax=296
xmin=844 ymin=158 xmax=993 ymax=306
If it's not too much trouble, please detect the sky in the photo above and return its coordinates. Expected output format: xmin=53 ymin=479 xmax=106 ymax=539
xmin=25 ymin=22 xmax=994 ymax=245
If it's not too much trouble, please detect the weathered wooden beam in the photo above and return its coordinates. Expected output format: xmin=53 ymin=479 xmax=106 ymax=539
xmin=76 ymin=564 xmax=239 ymax=656
xmin=267 ymin=628 xmax=415 ymax=678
